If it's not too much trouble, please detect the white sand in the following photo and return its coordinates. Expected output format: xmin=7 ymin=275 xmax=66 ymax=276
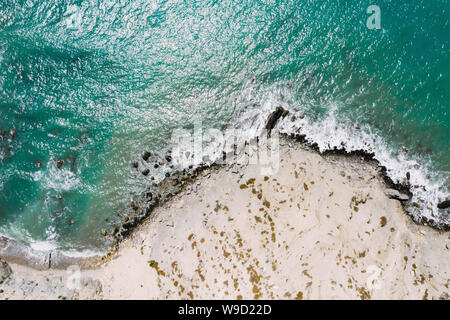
xmin=1 ymin=139 xmax=449 ymax=299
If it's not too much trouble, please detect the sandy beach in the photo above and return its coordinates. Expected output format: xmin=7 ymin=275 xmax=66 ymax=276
xmin=0 ymin=136 xmax=449 ymax=300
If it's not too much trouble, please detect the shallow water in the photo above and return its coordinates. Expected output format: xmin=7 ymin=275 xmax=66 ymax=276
xmin=0 ymin=0 xmax=448 ymax=253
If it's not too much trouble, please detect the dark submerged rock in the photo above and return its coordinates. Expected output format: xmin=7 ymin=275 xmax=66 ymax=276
xmin=142 ymin=169 xmax=150 ymax=176
xmin=130 ymin=161 xmax=139 ymax=169
xmin=437 ymin=200 xmax=450 ymax=210
xmin=142 ymin=152 xmax=151 ymax=161
xmin=67 ymin=155 xmax=76 ymax=172
xmin=56 ymin=160 xmax=64 ymax=169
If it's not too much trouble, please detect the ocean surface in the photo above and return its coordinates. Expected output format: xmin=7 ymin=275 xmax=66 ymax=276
xmin=0 ymin=0 xmax=448 ymax=255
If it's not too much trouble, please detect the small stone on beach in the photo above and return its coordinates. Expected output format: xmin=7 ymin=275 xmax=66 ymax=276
xmin=142 ymin=152 xmax=151 ymax=161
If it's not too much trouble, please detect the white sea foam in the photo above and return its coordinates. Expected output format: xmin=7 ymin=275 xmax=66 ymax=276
xmin=41 ymin=161 xmax=81 ymax=192
xmin=58 ymin=248 xmax=104 ymax=258
xmin=0 ymin=231 xmax=105 ymax=269
xmin=30 ymin=240 xmax=58 ymax=252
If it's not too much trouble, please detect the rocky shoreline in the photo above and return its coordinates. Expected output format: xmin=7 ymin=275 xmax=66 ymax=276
xmin=0 ymin=107 xmax=449 ymax=299
xmin=1 ymin=134 xmax=449 ymax=299
xmin=1 ymin=107 xmax=448 ymax=272
xmin=108 ymin=105 xmax=449 ymax=257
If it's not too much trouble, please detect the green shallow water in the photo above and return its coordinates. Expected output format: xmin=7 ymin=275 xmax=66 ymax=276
xmin=0 ymin=0 xmax=448 ymax=252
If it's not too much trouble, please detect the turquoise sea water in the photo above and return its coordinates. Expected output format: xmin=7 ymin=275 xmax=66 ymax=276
xmin=0 ymin=0 xmax=448 ymax=254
